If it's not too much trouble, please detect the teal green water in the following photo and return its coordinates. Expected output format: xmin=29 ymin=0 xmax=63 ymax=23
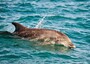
xmin=0 ymin=0 xmax=90 ymax=64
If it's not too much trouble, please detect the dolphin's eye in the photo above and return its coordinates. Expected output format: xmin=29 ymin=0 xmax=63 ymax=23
xmin=69 ymin=44 xmax=73 ymax=46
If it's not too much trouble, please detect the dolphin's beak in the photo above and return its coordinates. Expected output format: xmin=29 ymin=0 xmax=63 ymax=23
xmin=72 ymin=45 xmax=76 ymax=48
xmin=69 ymin=44 xmax=76 ymax=48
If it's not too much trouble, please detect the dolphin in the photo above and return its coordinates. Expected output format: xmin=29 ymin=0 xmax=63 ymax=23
xmin=9 ymin=22 xmax=75 ymax=48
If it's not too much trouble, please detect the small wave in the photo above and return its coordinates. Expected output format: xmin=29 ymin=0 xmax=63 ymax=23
xmin=32 ymin=51 xmax=77 ymax=60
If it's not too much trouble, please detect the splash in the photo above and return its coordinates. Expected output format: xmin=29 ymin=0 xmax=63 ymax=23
xmin=0 ymin=23 xmax=15 ymax=33
xmin=35 ymin=16 xmax=46 ymax=28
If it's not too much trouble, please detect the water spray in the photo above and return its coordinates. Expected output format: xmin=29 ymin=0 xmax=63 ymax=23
xmin=35 ymin=16 xmax=46 ymax=28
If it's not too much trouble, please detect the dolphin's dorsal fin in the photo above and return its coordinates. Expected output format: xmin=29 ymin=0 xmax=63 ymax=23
xmin=12 ymin=22 xmax=27 ymax=32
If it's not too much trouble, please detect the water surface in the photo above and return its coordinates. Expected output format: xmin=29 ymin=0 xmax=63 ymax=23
xmin=0 ymin=0 xmax=90 ymax=64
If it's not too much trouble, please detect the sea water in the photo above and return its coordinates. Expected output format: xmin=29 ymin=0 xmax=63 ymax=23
xmin=0 ymin=0 xmax=90 ymax=64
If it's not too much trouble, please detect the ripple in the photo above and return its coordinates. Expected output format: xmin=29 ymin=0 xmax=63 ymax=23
xmin=0 ymin=54 xmax=20 ymax=59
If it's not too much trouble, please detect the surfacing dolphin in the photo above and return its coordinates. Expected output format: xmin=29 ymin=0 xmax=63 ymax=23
xmin=9 ymin=22 xmax=75 ymax=48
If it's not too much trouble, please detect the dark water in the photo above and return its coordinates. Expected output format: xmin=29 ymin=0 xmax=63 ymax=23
xmin=0 ymin=0 xmax=90 ymax=64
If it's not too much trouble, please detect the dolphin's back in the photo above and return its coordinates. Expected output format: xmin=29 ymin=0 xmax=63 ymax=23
xmin=11 ymin=22 xmax=75 ymax=48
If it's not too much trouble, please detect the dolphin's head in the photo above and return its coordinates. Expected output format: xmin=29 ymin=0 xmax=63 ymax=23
xmin=55 ymin=32 xmax=76 ymax=48
xmin=56 ymin=39 xmax=75 ymax=48
xmin=61 ymin=41 xmax=75 ymax=49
